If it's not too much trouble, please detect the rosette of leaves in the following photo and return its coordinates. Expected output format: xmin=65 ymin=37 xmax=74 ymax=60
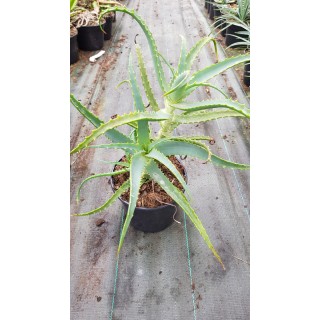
xmin=71 ymin=8 xmax=250 ymax=269
xmin=213 ymin=0 xmax=250 ymax=45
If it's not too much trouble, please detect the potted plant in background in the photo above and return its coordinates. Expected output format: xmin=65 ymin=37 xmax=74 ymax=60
xmin=98 ymin=0 xmax=123 ymax=40
xmin=216 ymin=0 xmax=250 ymax=48
xmin=73 ymin=1 xmax=106 ymax=51
xmin=230 ymin=22 xmax=250 ymax=87
xmin=210 ymin=0 xmax=236 ymax=36
xmin=70 ymin=0 xmax=85 ymax=64
xmin=71 ymin=7 xmax=250 ymax=270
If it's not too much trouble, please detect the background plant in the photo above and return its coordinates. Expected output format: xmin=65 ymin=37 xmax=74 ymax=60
xmin=213 ymin=0 xmax=250 ymax=47
xmin=71 ymin=8 xmax=250 ymax=269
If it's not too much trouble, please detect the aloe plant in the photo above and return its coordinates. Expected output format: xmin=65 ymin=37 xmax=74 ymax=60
xmin=213 ymin=0 xmax=250 ymax=32
xmin=71 ymin=8 xmax=250 ymax=269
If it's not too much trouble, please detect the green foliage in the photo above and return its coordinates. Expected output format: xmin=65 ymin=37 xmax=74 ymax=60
xmin=213 ymin=0 xmax=250 ymax=49
xmin=71 ymin=8 xmax=250 ymax=269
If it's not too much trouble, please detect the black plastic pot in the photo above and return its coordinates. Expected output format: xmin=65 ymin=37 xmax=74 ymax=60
xmin=111 ymin=158 xmax=187 ymax=233
xmin=70 ymin=34 xmax=79 ymax=65
xmin=77 ymin=22 xmax=105 ymax=51
xmin=243 ymin=62 xmax=250 ymax=87
xmin=209 ymin=3 xmax=215 ymax=20
xmin=221 ymin=22 xmax=227 ymax=37
xmin=213 ymin=4 xmax=221 ymax=18
xmin=104 ymin=16 xmax=113 ymax=40
xmin=225 ymin=24 xmax=248 ymax=48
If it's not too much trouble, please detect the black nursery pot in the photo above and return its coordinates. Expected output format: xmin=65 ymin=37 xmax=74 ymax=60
xmin=213 ymin=4 xmax=221 ymax=18
xmin=111 ymin=158 xmax=187 ymax=233
xmin=243 ymin=62 xmax=250 ymax=87
xmin=209 ymin=3 xmax=215 ymax=20
xmin=70 ymin=34 xmax=79 ymax=65
xmin=225 ymin=24 xmax=248 ymax=48
xmin=77 ymin=22 xmax=105 ymax=51
xmin=104 ymin=16 xmax=113 ymax=40
xmin=221 ymin=21 xmax=227 ymax=37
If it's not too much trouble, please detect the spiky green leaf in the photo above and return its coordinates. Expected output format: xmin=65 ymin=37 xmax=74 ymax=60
xmin=174 ymin=110 xmax=246 ymax=124
xmin=72 ymin=180 xmax=130 ymax=217
xmin=70 ymin=111 xmax=170 ymax=154
xmin=129 ymin=53 xmax=150 ymax=147
xmin=185 ymin=37 xmax=218 ymax=70
xmin=135 ymin=45 xmax=159 ymax=111
xmin=70 ymin=94 xmax=132 ymax=143
xmin=99 ymin=7 xmax=168 ymax=91
xmin=146 ymin=159 xmax=225 ymax=269
xmin=177 ymin=35 xmax=187 ymax=74
xmin=118 ymin=153 xmax=148 ymax=253
xmin=189 ymin=54 xmax=250 ymax=84
xmin=172 ymin=99 xmax=250 ymax=118
xmin=77 ymin=169 xmax=128 ymax=202
xmin=151 ymin=138 xmax=249 ymax=169
xmin=146 ymin=148 xmax=190 ymax=197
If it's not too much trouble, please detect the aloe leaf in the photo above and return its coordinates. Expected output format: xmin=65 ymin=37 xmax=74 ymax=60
xmin=70 ymin=0 xmax=78 ymax=11
xmin=72 ymin=180 xmax=130 ymax=217
xmin=151 ymin=138 xmax=210 ymax=159
xmin=118 ymin=153 xmax=148 ymax=253
xmin=164 ymin=71 xmax=190 ymax=97
xmin=116 ymin=79 xmax=130 ymax=89
xmin=185 ymin=37 xmax=219 ymax=70
xmin=172 ymin=99 xmax=250 ymax=118
xmin=135 ymin=45 xmax=159 ymax=112
xmin=88 ymin=142 xmax=143 ymax=151
xmin=146 ymin=159 xmax=225 ymax=269
xmin=70 ymin=94 xmax=132 ymax=144
xmin=189 ymin=54 xmax=250 ymax=84
xmin=70 ymin=111 xmax=170 ymax=154
xmin=152 ymin=139 xmax=249 ymax=169
xmin=185 ymin=82 xmax=229 ymax=98
xmin=177 ymin=35 xmax=187 ymax=74
xmin=98 ymin=160 xmax=130 ymax=167
xmin=174 ymin=110 xmax=245 ymax=124
xmin=99 ymin=7 xmax=168 ymax=91
xmin=158 ymin=52 xmax=175 ymax=77
xmin=77 ymin=169 xmax=129 ymax=202
xmin=146 ymin=148 xmax=191 ymax=197
xmin=129 ymin=53 xmax=150 ymax=148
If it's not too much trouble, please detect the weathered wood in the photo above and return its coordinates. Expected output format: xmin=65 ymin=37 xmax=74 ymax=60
xmin=70 ymin=0 xmax=250 ymax=319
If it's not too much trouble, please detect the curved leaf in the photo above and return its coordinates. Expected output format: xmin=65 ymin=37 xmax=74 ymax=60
xmin=129 ymin=53 xmax=150 ymax=147
xmin=151 ymin=138 xmax=249 ymax=169
xmin=70 ymin=111 xmax=170 ymax=154
xmin=135 ymin=44 xmax=159 ymax=111
xmin=99 ymin=7 xmax=168 ymax=91
xmin=177 ymin=35 xmax=187 ymax=74
xmin=174 ymin=110 xmax=246 ymax=124
xmin=70 ymin=94 xmax=133 ymax=143
xmin=189 ymin=54 xmax=250 ymax=84
xmin=146 ymin=148 xmax=190 ymax=197
xmin=72 ymin=180 xmax=130 ymax=217
xmin=77 ymin=169 xmax=128 ymax=202
xmin=172 ymin=99 xmax=250 ymax=118
xmin=146 ymin=159 xmax=225 ymax=269
xmin=88 ymin=142 xmax=143 ymax=151
xmin=118 ymin=153 xmax=148 ymax=253
xmin=185 ymin=37 xmax=219 ymax=70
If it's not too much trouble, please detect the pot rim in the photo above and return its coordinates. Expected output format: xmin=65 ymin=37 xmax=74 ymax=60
xmin=110 ymin=156 xmax=187 ymax=211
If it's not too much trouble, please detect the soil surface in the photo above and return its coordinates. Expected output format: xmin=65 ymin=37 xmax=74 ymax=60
xmin=112 ymin=156 xmax=186 ymax=208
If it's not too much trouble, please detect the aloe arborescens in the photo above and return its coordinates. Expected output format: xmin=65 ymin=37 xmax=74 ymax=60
xmin=71 ymin=7 xmax=250 ymax=269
